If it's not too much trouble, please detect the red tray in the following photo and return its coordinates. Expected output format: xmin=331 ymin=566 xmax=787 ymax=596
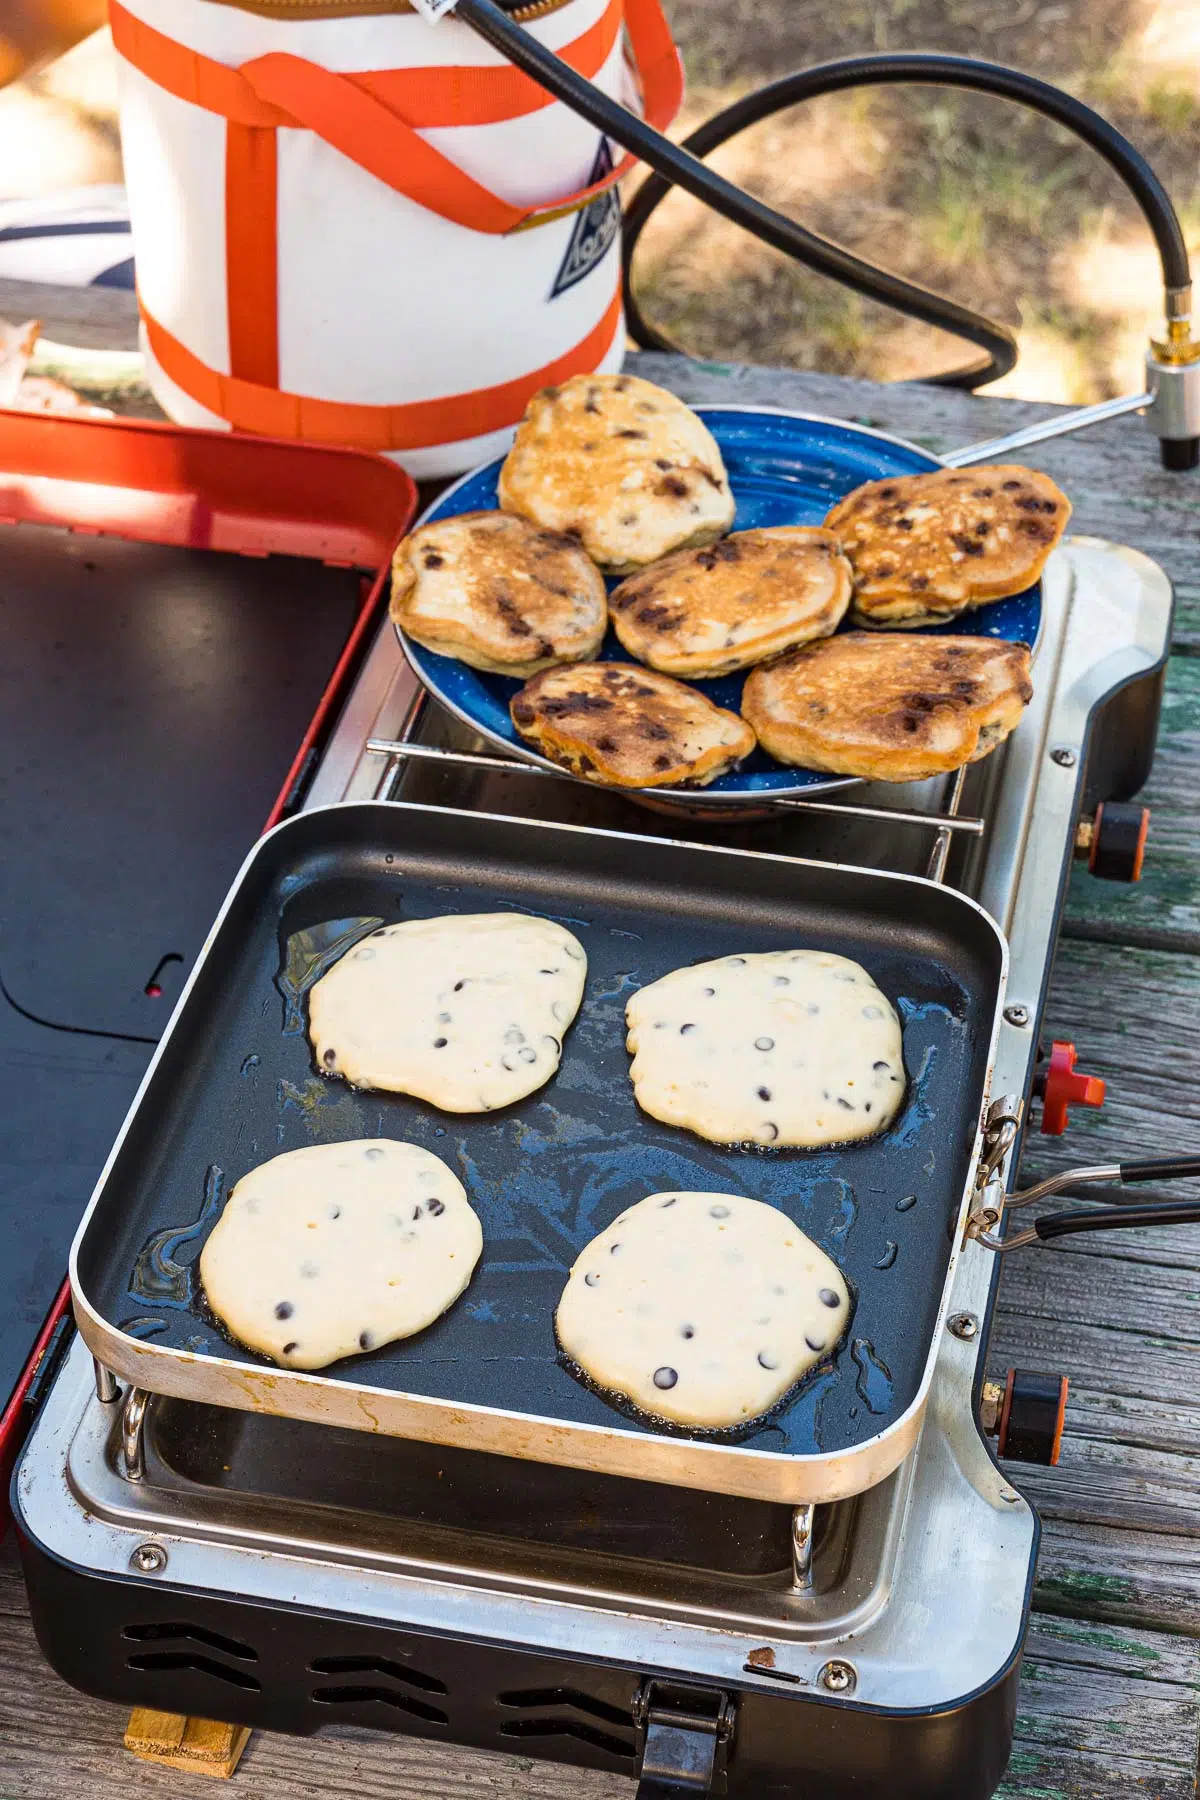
xmin=0 ymin=410 xmax=415 ymax=1520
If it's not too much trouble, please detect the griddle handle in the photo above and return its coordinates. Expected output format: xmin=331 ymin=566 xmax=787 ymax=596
xmin=1119 ymin=1156 xmax=1200 ymax=1184
xmin=1035 ymin=1199 xmax=1200 ymax=1241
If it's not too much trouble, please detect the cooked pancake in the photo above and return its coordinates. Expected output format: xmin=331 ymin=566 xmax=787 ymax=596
xmin=741 ymin=633 xmax=1033 ymax=782
xmin=609 ymin=527 xmax=852 ymax=677
xmin=390 ymin=510 xmax=607 ymax=677
xmin=498 ymin=373 xmax=735 ymax=574
xmin=825 ymin=464 xmax=1070 ymax=627
xmin=511 ymin=662 xmax=756 ymax=788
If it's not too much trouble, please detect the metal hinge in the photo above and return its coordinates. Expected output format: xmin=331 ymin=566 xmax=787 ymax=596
xmin=964 ymin=1094 xmax=1024 ymax=1243
xmin=632 ymin=1681 xmax=736 ymax=1798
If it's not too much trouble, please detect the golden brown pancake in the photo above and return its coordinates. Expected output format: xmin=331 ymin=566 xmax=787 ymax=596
xmin=498 ymin=373 xmax=735 ymax=575
xmin=390 ymin=510 xmax=606 ymax=678
xmin=511 ymin=663 xmax=756 ymax=789
xmin=609 ymin=526 xmax=852 ymax=677
xmin=824 ymin=464 xmax=1070 ymax=627
xmin=741 ymin=633 xmax=1033 ymax=782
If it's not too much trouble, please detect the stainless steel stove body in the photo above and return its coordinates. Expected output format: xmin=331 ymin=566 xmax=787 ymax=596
xmin=14 ymin=539 xmax=1173 ymax=1800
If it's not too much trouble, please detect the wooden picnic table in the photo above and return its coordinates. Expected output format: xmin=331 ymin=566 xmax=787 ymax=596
xmin=2 ymin=273 xmax=1200 ymax=1799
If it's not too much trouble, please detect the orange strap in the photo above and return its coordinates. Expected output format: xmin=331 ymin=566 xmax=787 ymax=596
xmin=109 ymin=0 xmax=682 ymax=231
xmin=142 ymin=288 xmax=624 ymax=451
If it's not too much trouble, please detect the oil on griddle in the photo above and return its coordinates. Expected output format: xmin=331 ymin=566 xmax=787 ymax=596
xmin=88 ymin=808 xmax=995 ymax=1464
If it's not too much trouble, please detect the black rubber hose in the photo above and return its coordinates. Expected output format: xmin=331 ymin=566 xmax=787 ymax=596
xmin=1034 ymin=1200 xmax=1200 ymax=1241
xmin=454 ymin=0 xmax=1018 ymax=385
xmin=622 ymin=53 xmax=1191 ymax=385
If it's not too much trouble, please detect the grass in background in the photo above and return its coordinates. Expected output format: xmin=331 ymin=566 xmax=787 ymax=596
xmin=639 ymin=0 xmax=1200 ymax=398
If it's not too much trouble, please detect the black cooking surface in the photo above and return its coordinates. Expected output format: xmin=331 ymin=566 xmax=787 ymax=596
xmin=0 ymin=523 xmax=364 ymax=1416
xmin=75 ymin=804 xmax=1003 ymax=1463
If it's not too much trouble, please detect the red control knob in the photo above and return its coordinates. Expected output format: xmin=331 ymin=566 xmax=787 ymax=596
xmin=1039 ymin=1040 xmax=1106 ymax=1136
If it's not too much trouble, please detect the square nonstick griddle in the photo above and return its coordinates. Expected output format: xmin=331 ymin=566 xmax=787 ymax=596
xmin=71 ymin=801 xmax=1006 ymax=1500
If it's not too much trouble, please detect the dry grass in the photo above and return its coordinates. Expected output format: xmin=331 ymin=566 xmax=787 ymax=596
xmin=640 ymin=0 xmax=1200 ymax=398
xmin=4 ymin=4 xmax=1200 ymax=401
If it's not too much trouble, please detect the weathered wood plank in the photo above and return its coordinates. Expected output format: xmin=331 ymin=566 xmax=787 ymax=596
xmin=1016 ymin=937 xmax=1200 ymax=1196
xmin=1036 ymin=1518 xmax=1200 ymax=1637
xmin=0 ymin=275 xmax=138 ymax=352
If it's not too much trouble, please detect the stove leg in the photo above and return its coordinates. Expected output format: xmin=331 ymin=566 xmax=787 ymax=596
xmin=122 ymin=1386 xmax=149 ymax=1483
xmin=791 ymin=1503 xmax=815 ymax=1591
xmin=93 ymin=1359 xmax=119 ymax=1405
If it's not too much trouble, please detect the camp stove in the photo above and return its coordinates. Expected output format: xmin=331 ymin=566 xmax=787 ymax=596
xmin=14 ymin=531 xmax=1172 ymax=1799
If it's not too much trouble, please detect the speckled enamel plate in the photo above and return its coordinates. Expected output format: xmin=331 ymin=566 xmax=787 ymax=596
xmin=397 ymin=407 xmax=1044 ymax=804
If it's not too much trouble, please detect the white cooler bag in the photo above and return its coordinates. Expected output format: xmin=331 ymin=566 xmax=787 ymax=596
xmin=109 ymin=0 xmax=682 ymax=476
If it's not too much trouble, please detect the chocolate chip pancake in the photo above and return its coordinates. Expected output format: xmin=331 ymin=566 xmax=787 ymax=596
xmin=609 ymin=526 xmax=852 ymax=677
xmin=824 ymin=464 xmax=1070 ymax=626
xmin=511 ymin=663 xmax=756 ymax=788
xmin=741 ymin=632 xmax=1033 ymax=782
xmin=498 ymin=373 xmax=735 ymax=574
xmin=390 ymin=510 xmax=607 ymax=677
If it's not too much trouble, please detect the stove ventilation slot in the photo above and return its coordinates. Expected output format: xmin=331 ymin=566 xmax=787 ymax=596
xmin=309 ymin=1654 xmax=449 ymax=1724
xmin=123 ymin=1621 xmax=262 ymax=1690
xmin=496 ymin=1687 xmax=636 ymax=1759
xmin=123 ymin=1622 xmax=258 ymax=1660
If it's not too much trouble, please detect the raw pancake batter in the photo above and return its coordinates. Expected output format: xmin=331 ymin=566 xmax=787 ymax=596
xmin=309 ymin=912 xmax=587 ymax=1110
xmin=200 ymin=1139 xmax=483 ymax=1370
xmin=555 ymin=1190 xmax=851 ymax=1428
xmin=626 ymin=949 xmax=905 ymax=1146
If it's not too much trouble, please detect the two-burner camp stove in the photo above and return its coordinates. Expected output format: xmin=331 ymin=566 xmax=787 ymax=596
xmin=14 ymin=534 xmax=1172 ymax=1800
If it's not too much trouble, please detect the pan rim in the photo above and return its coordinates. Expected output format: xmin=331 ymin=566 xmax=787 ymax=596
xmin=68 ymin=798 xmax=1009 ymax=1504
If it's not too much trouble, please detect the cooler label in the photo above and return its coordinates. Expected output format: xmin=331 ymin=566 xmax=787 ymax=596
xmin=550 ymin=141 xmax=621 ymax=299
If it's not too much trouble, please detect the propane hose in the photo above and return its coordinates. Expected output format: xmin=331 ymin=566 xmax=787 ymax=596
xmin=455 ymin=0 xmax=1192 ymax=396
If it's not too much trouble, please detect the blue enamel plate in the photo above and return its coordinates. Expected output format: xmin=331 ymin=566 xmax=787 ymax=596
xmin=399 ymin=407 xmax=1043 ymax=804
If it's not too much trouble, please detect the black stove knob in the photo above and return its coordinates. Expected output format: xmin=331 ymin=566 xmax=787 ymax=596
xmin=983 ymin=1368 xmax=1069 ymax=1466
xmin=1077 ymin=801 xmax=1150 ymax=882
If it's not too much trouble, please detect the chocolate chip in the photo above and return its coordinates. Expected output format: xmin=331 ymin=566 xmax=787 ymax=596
xmin=710 ymin=1204 xmax=731 ymax=1219
xmin=755 ymin=1037 xmax=774 ymax=1051
xmin=837 ymin=1097 xmax=854 ymax=1110
xmin=761 ymin=1122 xmax=779 ymax=1141
xmin=426 ymin=1196 xmax=445 ymax=1216
xmin=274 ymin=1301 xmax=293 ymax=1320
xmin=422 ymin=551 xmax=444 ymax=569
xmin=328 ymin=1206 xmax=341 ymax=1220
xmin=359 ymin=1331 xmax=372 ymax=1351
xmin=412 ymin=1205 xmax=423 ymax=1221
xmin=758 ymin=1086 xmax=771 ymax=1102
xmin=615 ymin=427 xmax=647 ymax=438
xmin=503 ymin=1027 xmax=525 ymax=1045
xmin=365 ymin=1147 xmax=385 ymax=1160
xmin=518 ymin=1046 xmax=538 ymax=1063
xmin=757 ymin=1351 xmax=779 ymax=1370
xmin=659 ymin=1196 xmax=677 ymax=1207
xmin=453 ymin=979 xmax=466 ymax=991
xmin=681 ymin=1324 xmax=695 ymax=1339
xmin=873 ymin=1060 xmax=890 ymax=1072
xmin=433 ymin=1037 xmax=448 ymax=1048
xmin=438 ymin=1012 xmax=452 ymax=1024
xmin=653 ymin=1366 xmax=678 ymax=1389
xmin=819 ymin=1288 xmax=840 ymax=1308
xmin=773 ymin=975 xmax=789 ymax=987
xmin=584 ymin=1271 xmax=600 ymax=1286
xmin=863 ymin=1005 xmax=883 ymax=1019
xmin=805 ymin=1336 xmax=826 ymax=1353
xmin=702 ymin=986 xmax=716 ymax=996
xmin=322 ymin=1048 xmax=338 ymax=1068
xmin=610 ymin=1242 xmax=622 ymax=1253
xmin=680 ymin=1022 xmax=696 ymax=1035
xmin=282 ymin=1341 xmax=299 ymax=1355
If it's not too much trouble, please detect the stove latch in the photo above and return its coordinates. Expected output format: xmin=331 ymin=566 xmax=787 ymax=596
xmin=632 ymin=1680 xmax=736 ymax=1797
